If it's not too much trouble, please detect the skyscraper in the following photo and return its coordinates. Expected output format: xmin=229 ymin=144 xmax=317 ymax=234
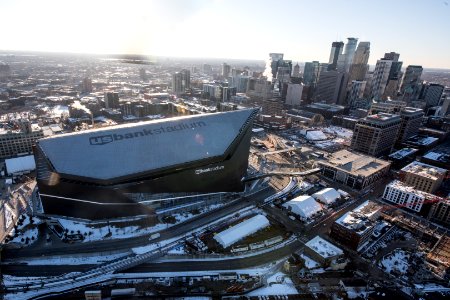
xmin=292 ymin=63 xmax=300 ymax=78
xmin=348 ymin=42 xmax=370 ymax=82
xmin=351 ymin=113 xmax=401 ymax=156
xmin=423 ymin=83 xmax=445 ymax=107
xmin=347 ymin=80 xmax=367 ymax=109
xmin=222 ymin=63 xmax=231 ymax=77
xmin=172 ymin=69 xmax=190 ymax=94
xmin=313 ymin=70 xmax=348 ymax=105
xmin=303 ymin=61 xmax=320 ymax=87
xmin=401 ymin=65 xmax=423 ymax=102
xmin=370 ymin=52 xmax=402 ymax=101
xmin=328 ymin=41 xmax=344 ymax=71
xmin=266 ymin=53 xmax=284 ymax=81
xmin=337 ymin=37 xmax=358 ymax=73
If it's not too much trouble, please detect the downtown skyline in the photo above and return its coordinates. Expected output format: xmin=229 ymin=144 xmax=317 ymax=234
xmin=1 ymin=0 xmax=450 ymax=69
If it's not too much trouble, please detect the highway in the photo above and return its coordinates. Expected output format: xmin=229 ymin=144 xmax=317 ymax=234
xmin=2 ymin=240 xmax=303 ymax=276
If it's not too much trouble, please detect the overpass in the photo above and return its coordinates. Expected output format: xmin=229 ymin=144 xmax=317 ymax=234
xmin=242 ymin=168 xmax=321 ymax=182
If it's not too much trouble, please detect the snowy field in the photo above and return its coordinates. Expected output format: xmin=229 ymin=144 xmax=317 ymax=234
xmin=246 ymin=272 xmax=298 ymax=296
xmin=6 ymin=215 xmax=42 ymax=246
xmin=301 ymin=254 xmax=320 ymax=269
xmin=379 ymin=249 xmax=410 ymax=274
xmin=54 ymin=203 xmax=226 ymax=243
xmin=16 ymin=252 xmax=129 ymax=265
xmin=57 ymin=218 xmax=168 ymax=243
xmin=323 ymin=126 xmax=353 ymax=139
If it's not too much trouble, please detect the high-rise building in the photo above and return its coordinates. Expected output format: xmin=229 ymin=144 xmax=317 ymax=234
xmin=328 ymin=41 xmax=344 ymax=71
xmin=0 ymin=63 xmax=11 ymax=81
xmin=347 ymin=80 xmax=367 ymax=109
xmin=383 ymin=60 xmax=403 ymax=99
xmin=423 ymin=83 xmax=445 ymax=107
xmin=399 ymin=161 xmax=447 ymax=193
xmin=351 ymin=113 xmax=401 ymax=156
xmin=262 ymin=98 xmax=284 ymax=115
xmin=382 ymin=180 xmax=432 ymax=213
xmin=292 ymin=63 xmax=300 ymax=78
xmin=370 ymin=52 xmax=402 ymax=101
xmin=202 ymin=64 xmax=212 ymax=74
xmin=276 ymin=60 xmax=292 ymax=86
xmin=267 ymin=53 xmax=284 ymax=81
xmin=369 ymin=99 xmax=407 ymax=115
xmin=0 ymin=121 xmax=46 ymax=159
xmin=172 ymin=69 xmax=190 ymax=94
xmin=222 ymin=63 xmax=231 ymax=77
xmin=285 ymin=83 xmax=304 ymax=106
xmin=400 ymin=65 xmax=423 ymax=102
xmin=303 ymin=61 xmax=320 ymax=87
xmin=222 ymin=86 xmax=237 ymax=102
xmin=104 ymin=92 xmax=120 ymax=109
xmin=229 ymin=75 xmax=250 ymax=93
xmin=313 ymin=71 xmax=348 ymax=104
xmin=397 ymin=107 xmax=424 ymax=143
xmin=337 ymin=37 xmax=358 ymax=73
xmin=348 ymin=42 xmax=370 ymax=82
xmin=428 ymin=199 xmax=450 ymax=226
xmin=81 ymin=77 xmax=93 ymax=93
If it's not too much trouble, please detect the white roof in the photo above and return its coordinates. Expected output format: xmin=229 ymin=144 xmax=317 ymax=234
xmin=283 ymin=195 xmax=322 ymax=219
xmin=214 ymin=214 xmax=270 ymax=248
xmin=5 ymin=155 xmax=36 ymax=175
xmin=301 ymin=130 xmax=327 ymax=141
xmin=305 ymin=236 xmax=343 ymax=259
xmin=312 ymin=188 xmax=341 ymax=205
xmin=401 ymin=161 xmax=447 ymax=180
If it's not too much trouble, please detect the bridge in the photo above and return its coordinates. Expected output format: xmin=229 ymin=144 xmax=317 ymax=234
xmin=242 ymin=168 xmax=321 ymax=182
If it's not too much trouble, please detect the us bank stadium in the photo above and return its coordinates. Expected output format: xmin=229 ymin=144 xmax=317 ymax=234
xmin=34 ymin=109 xmax=258 ymax=220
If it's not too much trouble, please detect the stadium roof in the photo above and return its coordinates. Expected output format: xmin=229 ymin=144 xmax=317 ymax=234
xmin=37 ymin=109 xmax=257 ymax=182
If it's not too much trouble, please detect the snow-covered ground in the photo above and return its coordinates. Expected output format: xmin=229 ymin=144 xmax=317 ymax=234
xmin=246 ymin=272 xmax=298 ymax=296
xmin=9 ymin=227 xmax=38 ymax=246
xmin=13 ymin=252 xmax=129 ymax=265
xmin=323 ymin=126 xmax=353 ymax=139
xmin=379 ymin=249 xmax=410 ymax=274
xmin=169 ymin=203 xmax=225 ymax=223
xmin=167 ymin=245 xmax=186 ymax=255
xmin=54 ymin=203 xmax=226 ymax=243
xmin=6 ymin=215 xmax=42 ymax=246
xmin=346 ymin=289 xmax=372 ymax=299
xmin=57 ymin=218 xmax=168 ymax=243
xmin=301 ymin=254 xmax=320 ymax=269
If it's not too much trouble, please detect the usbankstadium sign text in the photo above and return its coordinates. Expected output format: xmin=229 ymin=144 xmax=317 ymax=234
xmin=89 ymin=121 xmax=207 ymax=146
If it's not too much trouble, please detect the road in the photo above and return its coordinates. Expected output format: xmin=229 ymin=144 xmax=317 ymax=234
xmin=2 ymin=241 xmax=303 ymax=276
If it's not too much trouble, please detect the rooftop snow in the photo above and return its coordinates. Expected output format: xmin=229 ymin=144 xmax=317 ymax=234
xmin=213 ymin=214 xmax=270 ymax=248
xmin=312 ymin=188 xmax=341 ymax=205
xmin=335 ymin=201 xmax=381 ymax=235
xmin=5 ymin=155 xmax=36 ymax=175
xmin=282 ymin=195 xmax=322 ymax=219
xmin=37 ymin=109 xmax=256 ymax=181
xmin=389 ymin=148 xmax=418 ymax=160
xmin=319 ymin=150 xmax=390 ymax=177
xmin=401 ymin=161 xmax=447 ymax=180
xmin=305 ymin=235 xmax=343 ymax=259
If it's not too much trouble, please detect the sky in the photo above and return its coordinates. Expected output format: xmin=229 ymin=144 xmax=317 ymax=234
xmin=1 ymin=0 xmax=450 ymax=68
